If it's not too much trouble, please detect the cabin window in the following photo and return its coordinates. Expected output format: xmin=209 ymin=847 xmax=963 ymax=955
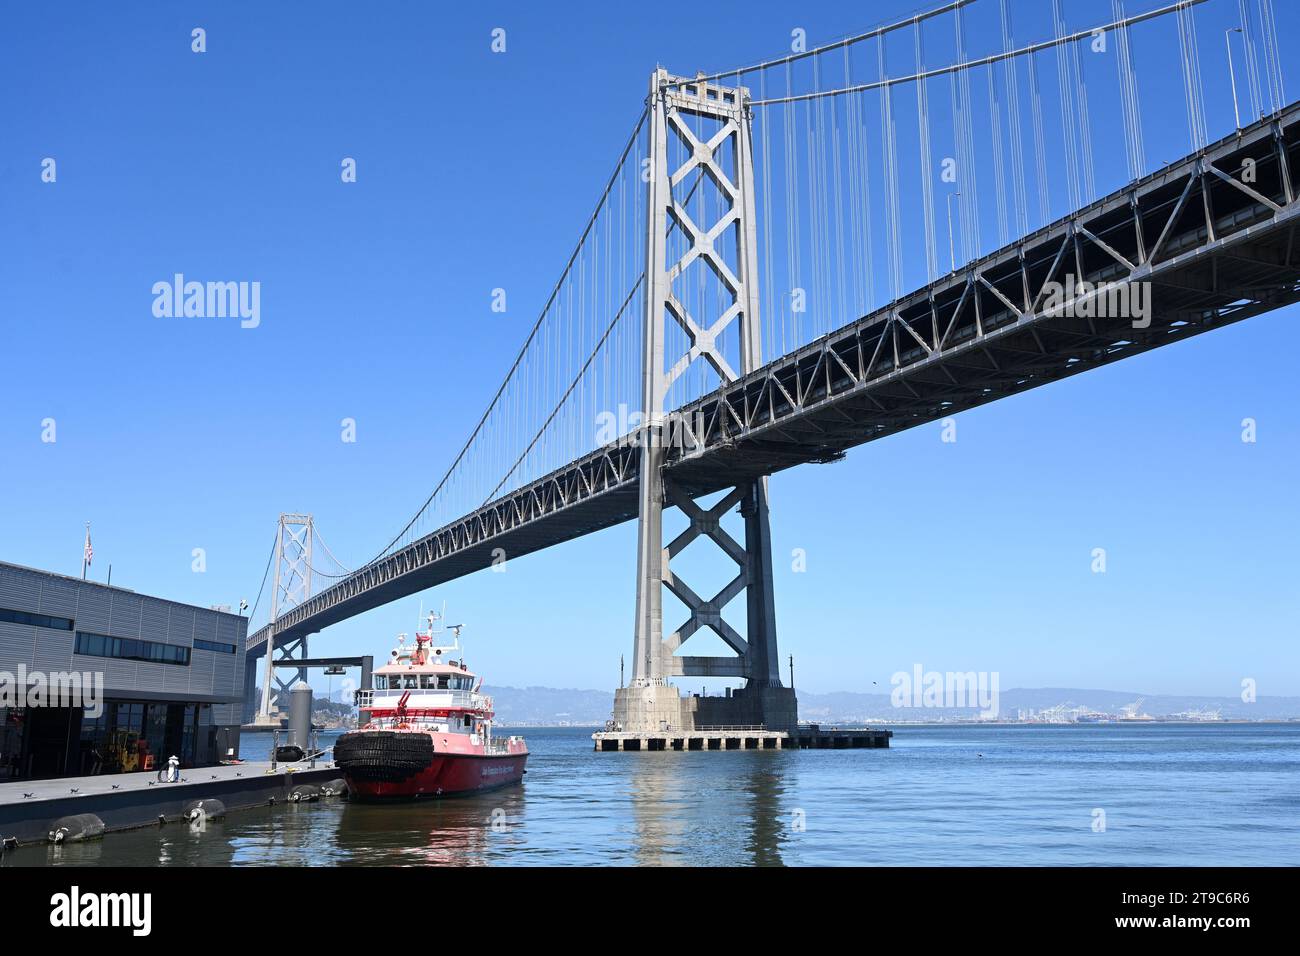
xmin=375 ymin=676 xmax=389 ymax=690
xmin=438 ymin=675 xmax=449 ymax=689
xmin=419 ymin=675 xmax=435 ymax=689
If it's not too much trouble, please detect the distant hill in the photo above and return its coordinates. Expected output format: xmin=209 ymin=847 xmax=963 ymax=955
xmin=796 ymin=688 xmax=1300 ymax=722
xmin=270 ymin=684 xmax=1298 ymax=725
xmin=482 ymin=685 xmax=618 ymax=725
xmin=480 ymin=685 xmax=1300 ymax=725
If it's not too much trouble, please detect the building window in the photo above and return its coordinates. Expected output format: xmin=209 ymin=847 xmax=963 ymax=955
xmin=0 ymin=606 xmax=74 ymax=631
xmin=194 ymin=638 xmax=235 ymax=654
xmin=74 ymin=632 xmax=191 ymax=666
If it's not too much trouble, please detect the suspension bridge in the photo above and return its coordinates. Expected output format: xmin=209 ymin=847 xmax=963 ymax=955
xmin=243 ymin=0 xmax=1298 ymax=733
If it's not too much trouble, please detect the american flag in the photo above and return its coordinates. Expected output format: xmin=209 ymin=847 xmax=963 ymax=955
xmin=83 ymin=526 xmax=93 ymax=566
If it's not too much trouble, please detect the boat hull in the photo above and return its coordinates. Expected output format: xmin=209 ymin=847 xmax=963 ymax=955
xmin=334 ymin=729 xmax=527 ymax=800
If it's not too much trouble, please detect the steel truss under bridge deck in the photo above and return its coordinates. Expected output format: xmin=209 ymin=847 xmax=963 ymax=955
xmin=248 ymin=102 xmax=1300 ymax=654
xmin=245 ymin=441 xmax=643 ymax=652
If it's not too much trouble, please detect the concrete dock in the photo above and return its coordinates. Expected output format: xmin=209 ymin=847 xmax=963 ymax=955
xmin=593 ymin=724 xmax=892 ymax=751
xmin=0 ymin=761 xmax=342 ymax=847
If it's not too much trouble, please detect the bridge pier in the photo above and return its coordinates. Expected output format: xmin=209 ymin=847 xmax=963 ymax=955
xmin=610 ymin=69 xmax=796 ymax=736
xmin=611 ymin=681 xmax=796 ymax=736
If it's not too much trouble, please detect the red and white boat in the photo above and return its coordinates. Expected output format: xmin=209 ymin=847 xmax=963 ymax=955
xmin=334 ymin=615 xmax=527 ymax=800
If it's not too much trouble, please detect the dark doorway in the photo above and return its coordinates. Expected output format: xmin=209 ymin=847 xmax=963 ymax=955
xmin=23 ymin=706 xmax=81 ymax=778
xmin=164 ymin=704 xmax=186 ymax=764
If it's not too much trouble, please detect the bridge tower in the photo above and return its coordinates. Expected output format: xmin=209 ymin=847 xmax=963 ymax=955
xmin=612 ymin=69 xmax=796 ymax=734
xmin=253 ymin=513 xmax=315 ymax=724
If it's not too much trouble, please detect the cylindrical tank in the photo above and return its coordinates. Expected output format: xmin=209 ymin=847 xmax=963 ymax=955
xmin=288 ymin=681 xmax=313 ymax=750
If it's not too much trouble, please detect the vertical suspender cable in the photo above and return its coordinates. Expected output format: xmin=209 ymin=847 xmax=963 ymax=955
xmin=1113 ymin=0 xmax=1146 ymax=182
xmin=1259 ymin=0 xmax=1285 ymax=116
xmin=784 ymin=61 xmax=801 ymax=356
xmin=1176 ymin=0 xmax=1208 ymax=150
xmin=916 ymin=19 xmax=939 ymax=283
xmin=953 ymin=4 xmax=980 ymax=263
xmin=1238 ymin=0 xmax=1263 ymax=120
xmin=879 ymin=35 xmax=902 ymax=301
xmin=988 ymin=64 xmax=1010 ymax=249
xmin=843 ymin=47 xmax=865 ymax=316
xmin=808 ymin=57 xmax=825 ymax=338
xmin=830 ymin=60 xmax=848 ymax=331
xmin=759 ymin=76 xmax=776 ymax=363
xmin=1069 ymin=12 xmax=1097 ymax=201
xmin=1052 ymin=0 xmax=1083 ymax=212
xmin=1028 ymin=47 xmax=1053 ymax=225
xmin=802 ymin=82 xmax=816 ymax=345
xmin=1001 ymin=0 xmax=1030 ymax=240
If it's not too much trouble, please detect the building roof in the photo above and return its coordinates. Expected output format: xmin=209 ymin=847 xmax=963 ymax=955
xmin=0 ymin=559 xmax=249 ymax=623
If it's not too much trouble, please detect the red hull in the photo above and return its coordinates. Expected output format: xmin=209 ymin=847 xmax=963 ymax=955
xmin=338 ymin=728 xmax=530 ymax=806
xmin=342 ymin=749 xmax=528 ymax=801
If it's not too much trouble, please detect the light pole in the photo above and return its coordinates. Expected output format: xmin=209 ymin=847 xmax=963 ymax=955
xmin=1226 ymin=27 xmax=1243 ymax=130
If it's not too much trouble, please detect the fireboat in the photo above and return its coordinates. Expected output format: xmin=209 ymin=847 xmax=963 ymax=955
xmin=334 ymin=613 xmax=527 ymax=800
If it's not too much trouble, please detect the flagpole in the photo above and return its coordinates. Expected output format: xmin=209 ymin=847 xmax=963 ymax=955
xmin=82 ymin=521 xmax=90 ymax=581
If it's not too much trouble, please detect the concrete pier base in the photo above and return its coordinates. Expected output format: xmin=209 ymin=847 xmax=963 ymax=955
xmin=610 ymin=683 xmax=798 ymax=735
xmin=592 ymin=724 xmax=892 ymax=752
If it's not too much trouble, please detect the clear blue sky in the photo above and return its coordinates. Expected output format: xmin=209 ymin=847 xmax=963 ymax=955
xmin=1 ymin=1 xmax=1296 ymax=699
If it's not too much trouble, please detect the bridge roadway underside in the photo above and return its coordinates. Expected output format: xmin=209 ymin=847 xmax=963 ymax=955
xmin=250 ymin=104 xmax=1300 ymax=652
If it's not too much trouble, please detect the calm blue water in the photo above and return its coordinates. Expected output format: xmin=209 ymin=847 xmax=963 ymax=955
xmin=7 ymin=724 xmax=1298 ymax=866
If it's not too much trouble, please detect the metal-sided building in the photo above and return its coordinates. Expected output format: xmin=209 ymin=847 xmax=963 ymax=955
xmin=0 ymin=561 xmax=245 ymax=780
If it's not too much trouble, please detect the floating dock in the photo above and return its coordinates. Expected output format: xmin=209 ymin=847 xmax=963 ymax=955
xmin=0 ymin=761 xmax=342 ymax=847
xmin=592 ymin=724 xmax=891 ymax=751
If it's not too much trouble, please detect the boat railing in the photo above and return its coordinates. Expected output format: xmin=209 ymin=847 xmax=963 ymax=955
xmin=354 ymin=689 xmax=492 ymax=711
xmin=485 ymin=735 xmax=522 ymax=754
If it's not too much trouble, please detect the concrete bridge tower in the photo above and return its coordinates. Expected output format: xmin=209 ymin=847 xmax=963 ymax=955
xmin=611 ymin=69 xmax=797 ymax=734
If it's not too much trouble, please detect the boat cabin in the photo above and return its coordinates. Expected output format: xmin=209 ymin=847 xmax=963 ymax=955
xmin=355 ymin=621 xmax=495 ymax=730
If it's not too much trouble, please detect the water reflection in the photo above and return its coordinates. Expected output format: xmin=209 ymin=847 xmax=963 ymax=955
xmin=742 ymin=758 xmax=788 ymax=867
xmin=334 ymin=785 xmax=527 ymax=866
xmin=625 ymin=754 xmax=689 ymax=865
xmin=34 ymin=837 xmax=106 ymax=867
xmin=623 ymin=749 xmax=793 ymax=866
